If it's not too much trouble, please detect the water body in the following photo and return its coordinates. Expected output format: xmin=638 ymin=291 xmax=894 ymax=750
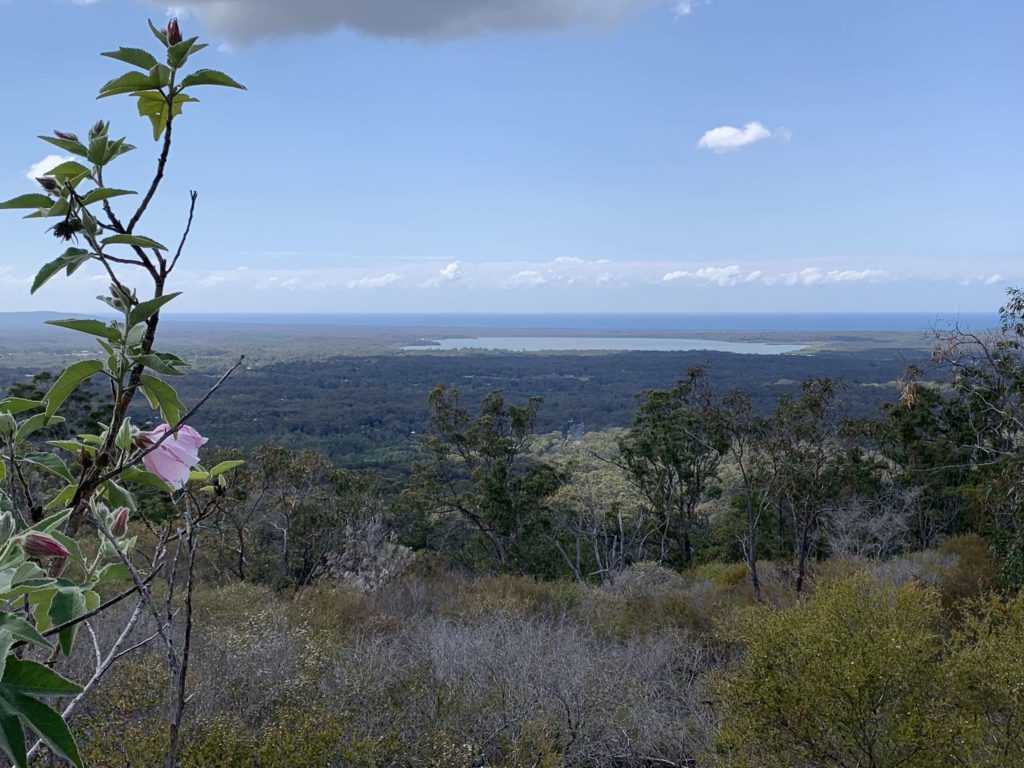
xmin=403 ymin=337 xmax=807 ymax=354
xmin=169 ymin=312 xmax=999 ymax=332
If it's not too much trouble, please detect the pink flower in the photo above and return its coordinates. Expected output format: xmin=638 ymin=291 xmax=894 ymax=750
xmin=22 ymin=532 xmax=70 ymax=559
xmin=138 ymin=424 xmax=207 ymax=490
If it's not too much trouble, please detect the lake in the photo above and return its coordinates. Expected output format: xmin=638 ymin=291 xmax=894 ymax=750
xmin=402 ymin=337 xmax=807 ymax=354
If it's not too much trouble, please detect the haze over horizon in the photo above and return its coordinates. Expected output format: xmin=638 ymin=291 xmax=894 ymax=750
xmin=1 ymin=0 xmax=1020 ymax=315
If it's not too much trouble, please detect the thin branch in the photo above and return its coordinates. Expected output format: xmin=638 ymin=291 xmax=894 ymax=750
xmin=168 ymin=191 xmax=198 ymax=274
xmin=96 ymin=355 xmax=245 ymax=484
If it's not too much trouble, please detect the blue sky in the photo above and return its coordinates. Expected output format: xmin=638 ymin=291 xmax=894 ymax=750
xmin=0 ymin=0 xmax=1021 ymax=313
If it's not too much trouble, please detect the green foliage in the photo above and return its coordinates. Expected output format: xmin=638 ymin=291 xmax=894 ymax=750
xmin=410 ymin=386 xmax=566 ymax=575
xmin=715 ymin=575 xmax=951 ymax=768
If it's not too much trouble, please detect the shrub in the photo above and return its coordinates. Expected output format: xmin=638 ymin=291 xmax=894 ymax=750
xmin=945 ymin=591 xmax=1024 ymax=767
xmin=714 ymin=575 xmax=952 ymax=768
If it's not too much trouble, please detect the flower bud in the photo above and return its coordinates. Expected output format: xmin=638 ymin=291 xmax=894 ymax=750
xmin=0 ymin=513 xmax=15 ymax=548
xmin=88 ymin=120 xmax=107 ymax=140
xmin=36 ymin=176 xmax=60 ymax=193
xmin=167 ymin=18 xmax=182 ymax=46
xmin=21 ymin=532 xmax=70 ymax=560
xmin=53 ymin=130 xmax=79 ymax=142
xmin=110 ymin=507 xmax=130 ymax=538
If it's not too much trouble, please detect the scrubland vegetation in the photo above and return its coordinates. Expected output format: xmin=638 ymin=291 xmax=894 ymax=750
xmin=2 ymin=18 xmax=1023 ymax=768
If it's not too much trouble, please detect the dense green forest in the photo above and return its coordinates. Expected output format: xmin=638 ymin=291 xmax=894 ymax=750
xmin=0 ymin=346 xmax=925 ymax=470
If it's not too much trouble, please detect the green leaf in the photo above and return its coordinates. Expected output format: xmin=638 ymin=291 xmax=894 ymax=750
xmin=2 ymin=659 xmax=81 ymax=697
xmin=49 ymin=588 xmax=87 ymax=656
xmin=0 ymin=706 xmax=26 ymax=768
xmin=135 ymin=354 xmax=185 ymax=376
xmin=103 ymin=137 xmax=136 ymax=164
xmin=135 ymin=91 xmax=198 ymax=141
xmin=148 ymin=17 xmax=168 ymax=46
xmin=129 ymin=292 xmax=181 ymax=327
xmin=49 ymin=532 xmax=84 ymax=574
xmin=179 ymin=68 xmax=246 ymax=90
xmin=14 ymin=414 xmax=64 ymax=443
xmin=140 ymin=373 xmax=187 ymax=421
xmin=0 ymin=616 xmax=52 ymax=651
xmin=93 ymin=563 xmax=132 ymax=585
xmin=97 ymin=70 xmax=161 ymax=98
xmin=20 ymin=453 xmax=74 ymax=483
xmin=101 ymin=233 xmax=168 ymax=251
xmin=101 ymin=46 xmax=159 ymax=70
xmin=0 ymin=399 xmax=40 ymax=416
xmin=81 ymin=187 xmax=135 ymax=206
xmin=167 ymin=37 xmax=207 ymax=68
xmin=31 ymin=248 xmax=92 ymax=294
xmin=43 ymin=360 xmax=104 ymax=418
xmin=43 ymin=161 xmax=90 ymax=183
xmin=209 ymin=460 xmax=245 ymax=477
xmin=119 ymin=466 xmax=173 ymax=493
xmin=29 ymin=509 xmax=72 ymax=535
xmin=38 ymin=135 xmax=88 ymax=158
xmin=102 ymin=482 xmax=136 ymax=511
xmin=45 ymin=486 xmax=76 ymax=512
xmin=0 ymin=688 xmax=83 ymax=767
xmin=0 ymin=194 xmax=53 ymax=210
xmin=45 ymin=318 xmax=120 ymax=342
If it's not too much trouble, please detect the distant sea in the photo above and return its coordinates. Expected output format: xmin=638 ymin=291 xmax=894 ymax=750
xmin=168 ymin=312 xmax=1001 ymax=333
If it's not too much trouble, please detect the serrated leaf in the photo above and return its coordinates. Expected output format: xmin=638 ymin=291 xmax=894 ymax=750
xmin=43 ymin=161 xmax=90 ymax=183
xmin=45 ymin=318 xmax=120 ymax=342
xmin=148 ymin=17 xmax=168 ymax=46
xmin=81 ymin=187 xmax=135 ymax=206
xmin=0 ymin=195 xmax=53 ymax=210
xmin=129 ymin=292 xmax=181 ymax=327
xmin=2 ymin=659 xmax=81 ymax=697
xmin=98 ymin=70 xmax=161 ymax=98
xmin=49 ymin=589 xmax=87 ymax=656
xmin=0 ymin=706 xmax=27 ymax=768
xmin=101 ymin=233 xmax=167 ymax=250
xmin=0 ymin=399 xmax=40 ymax=416
xmin=0 ymin=618 xmax=51 ymax=651
xmin=139 ymin=374 xmax=185 ymax=424
xmin=118 ymin=466 xmax=172 ymax=493
xmin=209 ymin=460 xmax=245 ymax=477
xmin=37 ymin=135 xmax=88 ymax=158
xmin=179 ymin=68 xmax=246 ymax=90
xmin=43 ymin=361 xmax=104 ymax=418
xmin=135 ymin=354 xmax=185 ymax=376
xmin=14 ymin=414 xmax=64 ymax=443
xmin=20 ymin=453 xmax=73 ymax=483
xmin=31 ymin=248 xmax=92 ymax=294
xmin=101 ymin=46 xmax=158 ymax=70
xmin=0 ymin=688 xmax=83 ymax=767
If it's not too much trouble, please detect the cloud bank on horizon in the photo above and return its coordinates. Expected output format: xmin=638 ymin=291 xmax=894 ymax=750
xmin=151 ymin=0 xmax=698 ymax=43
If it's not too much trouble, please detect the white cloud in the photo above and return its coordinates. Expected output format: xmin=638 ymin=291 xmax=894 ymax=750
xmin=673 ymin=0 xmax=709 ymax=16
xmin=697 ymin=122 xmax=774 ymax=153
xmin=25 ymin=155 xmax=73 ymax=183
xmin=347 ymin=272 xmax=401 ymax=289
xmin=985 ymin=274 xmax=1005 ymax=285
xmin=771 ymin=268 xmax=889 ymax=287
xmin=664 ymin=265 xmax=745 ymax=287
xmin=421 ymin=261 xmax=462 ymax=288
xmin=144 ymin=0 xmax=667 ymax=44
xmin=508 ymin=270 xmax=547 ymax=287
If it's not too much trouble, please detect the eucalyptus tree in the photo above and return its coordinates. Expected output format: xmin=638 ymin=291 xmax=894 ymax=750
xmin=618 ymin=366 xmax=729 ymax=567
xmin=412 ymin=386 xmax=565 ymax=574
xmin=767 ymin=378 xmax=845 ymax=592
